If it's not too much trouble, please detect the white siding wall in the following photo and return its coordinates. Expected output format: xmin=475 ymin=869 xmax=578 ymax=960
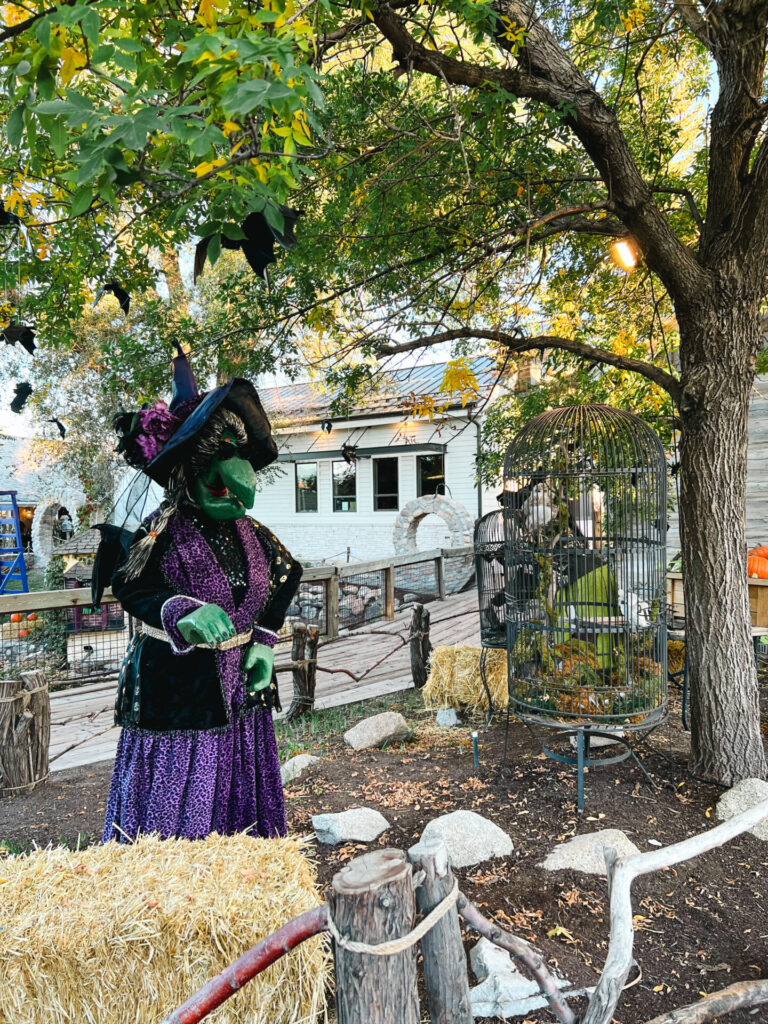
xmin=251 ymin=413 xmax=498 ymax=563
xmin=668 ymin=374 xmax=768 ymax=556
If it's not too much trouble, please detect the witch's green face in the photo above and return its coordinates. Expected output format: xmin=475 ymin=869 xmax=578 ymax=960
xmin=191 ymin=436 xmax=257 ymax=521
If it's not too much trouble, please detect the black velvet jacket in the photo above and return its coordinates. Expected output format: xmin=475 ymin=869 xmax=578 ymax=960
xmin=111 ymin=514 xmax=302 ymax=733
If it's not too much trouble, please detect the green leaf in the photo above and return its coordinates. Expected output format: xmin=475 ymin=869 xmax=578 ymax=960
xmin=6 ymin=105 xmax=24 ymax=148
xmin=263 ymin=203 xmax=285 ymax=234
xmin=224 ymin=79 xmax=270 ymax=116
xmin=222 ymin=222 xmax=247 ymax=241
xmin=80 ymin=9 xmax=100 ymax=45
xmin=50 ymin=119 xmax=67 ymax=158
xmin=252 ymin=9 xmax=280 ymax=21
xmin=207 ymin=233 xmax=222 ymax=267
xmin=91 ymin=44 xmax=115 ymax=64
xmin=114 ymin=37 xmax=145 ymax=53
xmin=70 ymin=187 xmax=93 ymax=216
xmin=15 ymin=60 xmax=32 ymax=78
xmin=35 ymin=18 xmax=51 ymax=50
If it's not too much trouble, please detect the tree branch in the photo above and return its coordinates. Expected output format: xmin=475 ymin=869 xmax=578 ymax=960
xmin=672 ymin=0 xmax=714 ymax=50
xmin=0 ymin=0 xmax=93 ymax=43
xmin=370 ymin=1 xmax=708 ymax=305
xmin=376 ymin=328 xmax=682 ymax=403
xmin=641 ymin=979 xmax=768 ymax=1024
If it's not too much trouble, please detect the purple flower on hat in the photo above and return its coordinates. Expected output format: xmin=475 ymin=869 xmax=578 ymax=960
xmin=134 ymin=402 xmax=181 ymax=463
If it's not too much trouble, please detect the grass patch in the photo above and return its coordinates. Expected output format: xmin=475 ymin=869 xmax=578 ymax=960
xmin=275 ymin=688 xmax=425 ymax=760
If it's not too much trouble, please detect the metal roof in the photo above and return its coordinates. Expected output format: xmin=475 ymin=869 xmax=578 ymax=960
xmin=259 ymin=357 xmax=504 ymax=428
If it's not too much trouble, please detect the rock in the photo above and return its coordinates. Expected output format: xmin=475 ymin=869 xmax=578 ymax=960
xmin=281 ymin=754 xmax=321 ymax=785
xmin=436 ymin=708 xmax=462 ymax=728
xmin=569 ymin=729 xmax=624 ymax=749
xmin=421 ymin=811 xmax=513 ymax=868
xmin=539 ymin=829 xmax=640 ymax=875
xmin=344 ymin=711 xmax=412 ymax=750
xmin=364 ymin=600 xmax=383 ymax=620
xmin=469 ymin=937 xmax=572 ymax=1019
xmin=312 ymin=808 xmax=390 ymax=845
xmin=716 ymin=778 xmax=768 ymax=841
xmin=402 ymin=592 xmax=419 ymax=603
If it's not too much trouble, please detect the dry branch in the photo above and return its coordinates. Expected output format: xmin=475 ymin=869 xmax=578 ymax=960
xmin=581 ymin=797 xmax=768 ymax=1024
xmin=641 ymin=979 xmax=768 ymax=1024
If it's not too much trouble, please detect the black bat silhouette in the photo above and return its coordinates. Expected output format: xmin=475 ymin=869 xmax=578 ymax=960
xmin=10 ymin=381 xmax=32 ymax=413
xmin=94 ymin=281 xmax=130 ymax=315
xmin=194 ymin=206 xmax=301 ymax=284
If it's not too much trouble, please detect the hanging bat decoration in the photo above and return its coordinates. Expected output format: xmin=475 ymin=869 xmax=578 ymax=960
xmin=94 ymin=281 xmax=130 ymax=315
xmin=2 ymin=323 xmax=36 ymax=354
xmin=10 ymin=381 xmax=32 ymax=413
xmin=48 ymin=417 xmax=66 ymax=438
xmin=194 ymin=206 xmax=302 ymax=284
xmin=341 ymin=442 xmax=357 ymax=464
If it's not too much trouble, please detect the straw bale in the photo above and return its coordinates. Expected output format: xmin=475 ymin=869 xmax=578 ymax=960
xmin=668 ymin=639 xmax=686 ymax=676
xmin=421 ymin=645 xmax=508 ymax=712
xmin=0 ymin=833 xmax=328 ymax=1024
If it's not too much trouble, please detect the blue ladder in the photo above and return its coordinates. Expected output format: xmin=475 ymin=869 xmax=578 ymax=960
xmin=0 ymin=490 xmax=29 ymax=594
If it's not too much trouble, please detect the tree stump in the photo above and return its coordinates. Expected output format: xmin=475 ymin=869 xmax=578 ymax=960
xmin=329 ymin=848 xmax=421 ymax=1024
xmin=409 ymin=603 xmax=431 ymax=689
xmin=0 ymin=670 xmax=50 ymax=797
xmin=285 ymin=624 xmax=319 ymax=721
xmin=408 ymin=835 xmax=473 ymax=1024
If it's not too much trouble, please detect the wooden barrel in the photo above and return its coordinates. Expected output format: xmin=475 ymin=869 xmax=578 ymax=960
xmin=0 ymin=670 xmax=50 ymax=797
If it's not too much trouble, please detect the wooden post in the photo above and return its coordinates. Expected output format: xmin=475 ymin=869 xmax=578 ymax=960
xmin=408 ymin=835 xmax=473 ymax=1024
xmin=384 ymin=565 xmax=395 ymax=621
xmin=0 ymin=670 xmax=50 ymax=797
xmin=436 ymin=554 xmax=446 ymax=600
xmin=329 ymin=849 xmax=420 ymax=1024
xmin=285 ymin=625 xmax=319 ymax=721
xmin=410 ymin=603 xmax=432 ymax=689
xmin=326 ymin=574 xmax=340 ymax=639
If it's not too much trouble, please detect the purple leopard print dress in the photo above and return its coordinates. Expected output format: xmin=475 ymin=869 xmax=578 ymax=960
xmin=102 ymin=514 xmax=287 ymax=842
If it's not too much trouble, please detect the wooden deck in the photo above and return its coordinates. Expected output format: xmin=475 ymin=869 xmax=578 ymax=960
xmin=48 ymin=590 xmax=481 ymax=772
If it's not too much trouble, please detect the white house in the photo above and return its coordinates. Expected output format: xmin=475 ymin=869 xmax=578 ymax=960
xmin=251 ymin=357 xmax=519 ymax=564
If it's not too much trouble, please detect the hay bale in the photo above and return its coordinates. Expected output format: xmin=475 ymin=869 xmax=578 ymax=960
xmin=668 ymin=639 xmax=686 ymax=676
xmin=422 ymin=645 xmax=508 ymax=712
xmin=0 ymin=834 xmax=328 ymax=1024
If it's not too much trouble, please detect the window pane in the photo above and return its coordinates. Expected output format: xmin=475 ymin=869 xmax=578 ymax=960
xmin=295 ymin=462 xmax=318 ymax=512
xmin=332 ymin=460 xmax=357 ymax=512
xmin=374 ymin=457 xmax=399 ymax=511
xmin=417 ymin=454 xmax=445 ymax=497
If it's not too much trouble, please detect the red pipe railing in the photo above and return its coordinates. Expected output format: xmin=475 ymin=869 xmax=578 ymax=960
xmin=160 ymin=905 xmax=329 ymax=1024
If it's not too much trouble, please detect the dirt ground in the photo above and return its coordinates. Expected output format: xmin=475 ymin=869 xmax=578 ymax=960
xmin=1 ymin=692 xmax=767 ymax=1024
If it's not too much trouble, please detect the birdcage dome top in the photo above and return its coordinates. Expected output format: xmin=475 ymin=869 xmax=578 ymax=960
xmin=503 ymin=404 xmax=665 ymax=480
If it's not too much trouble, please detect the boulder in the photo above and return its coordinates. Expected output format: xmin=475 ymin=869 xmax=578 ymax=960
xmin=312 ymin=808 xmax=390 ymax=845
xmin=539 ymin=829 xmax=640 ymax=875
xmin=716 ymin=778 xmax=768 ymax=841
xmin=281 ymin=754 xmax=321 ymax=786
xmin=421 ymin=811 xmax=513 ymax=868
xmin=344 ymin=712 xmax=411 ymax=750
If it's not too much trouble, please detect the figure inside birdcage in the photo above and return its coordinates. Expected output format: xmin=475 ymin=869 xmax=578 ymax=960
xmin=502 ymin=406 xmax=668 ymax=730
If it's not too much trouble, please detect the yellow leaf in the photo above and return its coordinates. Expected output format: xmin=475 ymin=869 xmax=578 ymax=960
xmin=222 ymin=121 xmax=241 ymax=135
xmin=194 ymin=160 xmax=215 ymax=177
xmin=59 ymin=46 xmax=87 ymax=86
xmin=653 ymin=984 xmax=664 ymax=993
xmin=516 ymin=184 xmax=525 ymax=197
xmin=547 ymin=925 xmax=575 ymax=941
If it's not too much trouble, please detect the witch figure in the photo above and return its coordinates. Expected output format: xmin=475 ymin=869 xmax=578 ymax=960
xmin=99 ymin=348 xmax=301 ymax=843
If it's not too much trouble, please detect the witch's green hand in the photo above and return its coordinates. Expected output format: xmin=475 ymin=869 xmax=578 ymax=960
xmin=177 ymin=604 xmax=236 ymax=646
xmin=244 ymin=642 xmax=275 ymax=692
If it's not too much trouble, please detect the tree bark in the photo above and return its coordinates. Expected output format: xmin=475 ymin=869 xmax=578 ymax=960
xmin=286 ymin=624 xmax=319 ymax=721
xmin=0 ymin=670 xmax=50 ymax=797
xmin=678 ymin=298 xmax=766 ymax=784
xmin=408 ymin=835 xmax=473 ymax=1024
xmin=329 ymin=848 xmax=421 ymax=1024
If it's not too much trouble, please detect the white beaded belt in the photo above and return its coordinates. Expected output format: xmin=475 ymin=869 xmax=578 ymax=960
xmin=138 ymin=621 xmax=253 ymax=651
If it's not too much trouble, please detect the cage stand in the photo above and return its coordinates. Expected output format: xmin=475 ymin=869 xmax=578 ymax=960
xmin=503 ymin=715 xmax=662 ymax=813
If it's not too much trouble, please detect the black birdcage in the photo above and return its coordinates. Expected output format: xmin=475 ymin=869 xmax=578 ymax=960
xmin=475 ymin=510 xmax=506 ymax=648
xmin=502 ymin=405 xmax=668 ymax=809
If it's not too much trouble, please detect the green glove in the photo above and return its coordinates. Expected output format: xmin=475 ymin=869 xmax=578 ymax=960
xmin=243 ymin=642 xmax=275 ymax=692
xmin=177 ymin=604 xmax=236 ymax=646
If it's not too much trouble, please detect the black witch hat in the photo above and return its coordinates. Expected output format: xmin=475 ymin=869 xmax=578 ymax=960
xmin=113 ymin=347 xmax=278 ymax=487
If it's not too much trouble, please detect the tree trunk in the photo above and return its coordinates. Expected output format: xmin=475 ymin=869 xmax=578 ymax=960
xmin=678 ymin=298 xmax=766 ymax=784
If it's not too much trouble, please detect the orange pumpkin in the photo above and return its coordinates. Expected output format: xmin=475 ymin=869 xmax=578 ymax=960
xmin=750 ymin=545 xmax=768 ymax=558
xmin=18 ymin=628 xmax=29 ymax=637
xmin=747 ymin=554 xmax=768 ymax=578
xmin=10 ymin=612 xmax=23 ymax=623
xmin=26 ymin=612 xmax=38 ymax=621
